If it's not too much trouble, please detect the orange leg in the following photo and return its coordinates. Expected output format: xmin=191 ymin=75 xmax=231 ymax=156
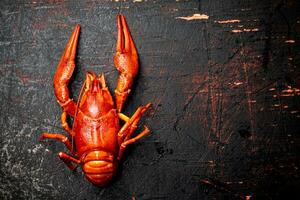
xmin=40 ymin=133 xmax=73 ymax=153
xmin=117 ymin=103 xmax=151 ymax=144
xmin=58 ymin=152 xmax=80 ymax=171
xmin=61 ymin=111 xmax=73 ymax=136
xmin=117 ymin=126 xmax=150 ymax=160
xmin=124 ymin=117 xmax=140 ymax=141
xmin=118 ymin=112 xmax=130 ymax=122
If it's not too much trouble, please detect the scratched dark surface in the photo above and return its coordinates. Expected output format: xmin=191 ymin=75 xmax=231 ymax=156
xmin=1 ymin=0 xmax=300 ymax=199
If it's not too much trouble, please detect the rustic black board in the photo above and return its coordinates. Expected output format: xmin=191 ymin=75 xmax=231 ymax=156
xmin=1 ymin=0 xmax=300 ymax=199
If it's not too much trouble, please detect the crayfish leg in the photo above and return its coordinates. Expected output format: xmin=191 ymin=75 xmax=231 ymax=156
xmin=117 ymin=126 xmax=150 ymax=160
xmin=117 ymin=103 xmax=152 ymax=145
xmin=58 ymin=152 xmax=80 ymax=171
xmin=40 ymin=133 xmax=73 ymax=153
xmin=61 ymin=111 xmax=73 ymax=136
xmin=118 ymin=112 xmax=130 ymax=122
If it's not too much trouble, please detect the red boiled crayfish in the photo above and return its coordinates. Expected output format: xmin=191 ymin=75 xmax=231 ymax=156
xmin=40 ymin=15 xmax=152 ymax=186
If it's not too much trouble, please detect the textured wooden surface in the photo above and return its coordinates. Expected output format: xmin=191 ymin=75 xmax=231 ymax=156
xmin=1 ymin=0 xmax=300 ymax=199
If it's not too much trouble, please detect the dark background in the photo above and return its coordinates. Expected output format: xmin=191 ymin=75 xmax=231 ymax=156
xmin=1 ymin=0 xmax=300 ymax=199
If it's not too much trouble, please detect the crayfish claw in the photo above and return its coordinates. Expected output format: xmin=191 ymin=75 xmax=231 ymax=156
xmin=63 ymin=24 xmax=80 ymax=62
xmin=53 ymin=24 xmax=80 ymax=115
xmin=114 ymin=15 xmax=139 ymax=112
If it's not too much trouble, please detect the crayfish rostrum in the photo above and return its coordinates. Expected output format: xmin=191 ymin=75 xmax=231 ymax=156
xmin=40 ymin=15 xmax=152 ymax=186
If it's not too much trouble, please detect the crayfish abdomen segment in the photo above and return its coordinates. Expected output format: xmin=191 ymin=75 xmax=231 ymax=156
xmin=82 ymin=151 xmax=117 ymax=186
xmin=83 ymin=161 xmax=116 ymax=186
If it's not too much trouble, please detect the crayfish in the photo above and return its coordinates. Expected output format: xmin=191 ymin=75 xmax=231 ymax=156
xmin=40 ymin=15 xmax=152 ymax=186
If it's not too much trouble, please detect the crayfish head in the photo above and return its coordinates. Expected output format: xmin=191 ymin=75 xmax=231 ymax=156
xmin=78 ymin=72 xmax=114 ymax=118
xmin=82 ymin=150 xmax=118 ymax=186
xmin=84 ymin=72 xmax=104 ymax=93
